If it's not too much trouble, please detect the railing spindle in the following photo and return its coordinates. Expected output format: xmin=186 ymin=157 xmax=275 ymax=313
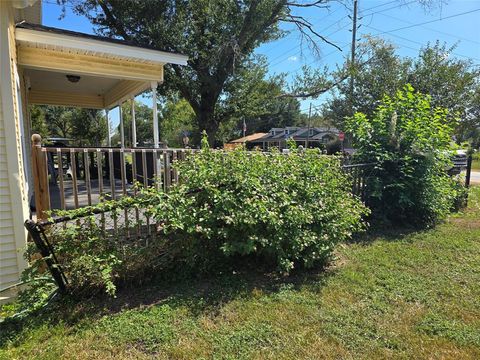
xmin=70 ymin=149 xmax=79 ymax=209
xmin=119 ymin=149 xmax=129 ymax=237
xmin=57 ymin=148 xmax=66 ymax=211
xmin=96 ymin=149 xmax=105 ymax=234
xmin=108 ymin=149 xmax=117 ymax=234
xmin=141 ymin=150 xmax=150 ymax=236
xmin=84 ymin=149 xmax=92 ymax=206
xmin=131 ymin=150 xmax=140 ymax=238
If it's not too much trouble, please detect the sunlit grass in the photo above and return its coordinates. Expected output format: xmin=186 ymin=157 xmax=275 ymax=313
xmin=1 ymin=187 xmax=479 ymax=359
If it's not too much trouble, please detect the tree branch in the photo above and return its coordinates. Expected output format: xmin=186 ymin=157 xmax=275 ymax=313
xmin=96 ymin=0 xmax=131 ymax=41
xmin=282 ymin=16 xmax=342 ymax=51
xmin=279 ymin=74 xmax=349 ymax=98
xmin=286 ymin=1 xmax=329 ymax=8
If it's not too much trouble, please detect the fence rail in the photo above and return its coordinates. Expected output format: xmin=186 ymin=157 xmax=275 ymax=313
xmin=31 ymin=134 xmax=191 ymax=220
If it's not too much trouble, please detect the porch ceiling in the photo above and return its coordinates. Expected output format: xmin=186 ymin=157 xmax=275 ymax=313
xmin=16 ymin=22 xmax=188 ymax=109
xmin=25 ymin=68 xmax=150 ymax=109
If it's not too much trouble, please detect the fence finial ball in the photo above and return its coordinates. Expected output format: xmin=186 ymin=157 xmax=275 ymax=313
xmin=32 ymin=133 xmax=42 ymax=145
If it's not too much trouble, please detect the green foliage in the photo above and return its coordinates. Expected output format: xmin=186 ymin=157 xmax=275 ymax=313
xmin=217 ymin=57 xmax=303 ymax=143
xmin=21 ymin=141 xmax=367 ymax=296
xmin=160 ymin=98 xmax=197 ymax=147
xmin=147 ymin=138 xmax=369 ymax=272
xmin=325 ymin=38 xmax=480 ymax=144
xmin=2 ymin=188 xmax=480 ymax=358
xmin=70 ymin=0 xmax=332 ymax=143
xmin=347 ymin=84 xmax=463 ymax=226
xmin=29 ymin=105 xmax=108 ymax=146
xmin=472 ymin=151 xmax=480 ymax=170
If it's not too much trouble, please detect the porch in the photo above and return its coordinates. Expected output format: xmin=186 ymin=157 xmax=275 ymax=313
xmin=17 ymin=22 xmax=188 ymax=220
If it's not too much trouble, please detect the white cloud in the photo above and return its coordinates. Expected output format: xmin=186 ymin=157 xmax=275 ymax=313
xmin=287 ymin=56 xmax=298 ymax=62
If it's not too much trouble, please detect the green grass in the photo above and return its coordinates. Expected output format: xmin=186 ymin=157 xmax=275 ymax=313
xmin=1 ymin=188 xmax=480 ymax=359
xmin=472 ymin=159 xmax=480 ymax=170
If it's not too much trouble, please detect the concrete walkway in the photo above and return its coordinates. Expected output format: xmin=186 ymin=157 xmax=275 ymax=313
xmin=470 ymin=170 xmax=480 ymax=184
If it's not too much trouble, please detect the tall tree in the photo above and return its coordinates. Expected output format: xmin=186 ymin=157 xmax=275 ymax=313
xmin=160 ymin=98 xmax=197 ymax=148
xmin=323 ymin=38 xmax=480 ymax=143
xmin=216 ymin=56 xmax=303 ymax=142
xmin=408 ymin=42 xmax=480 ymax=143
xmin=323 ymin=37 xmax=410 ymax=129
xmin=68 ymin=0 xmax=339 ymax=144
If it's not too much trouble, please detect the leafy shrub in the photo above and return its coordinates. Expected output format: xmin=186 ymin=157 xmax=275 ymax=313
xmin=346 ymin=84 xmax=463 ymax=226
xmin=25 ymin=141 xmax=368 ymax=296
xmin=147 ymin=138 xmax=369 ymax=272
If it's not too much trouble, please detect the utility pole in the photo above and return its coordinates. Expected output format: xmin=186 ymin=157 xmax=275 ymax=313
xmin=242 ymin=117 xmax=246 ymax=138
xmin=306 ymin=102 xmax=312 ymax=148
xmin=349 ymin=0 xmax=358 ymax=115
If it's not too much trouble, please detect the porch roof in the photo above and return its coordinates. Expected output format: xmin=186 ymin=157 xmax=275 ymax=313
xmin=15 ymin=22 xmax=188 ymax=109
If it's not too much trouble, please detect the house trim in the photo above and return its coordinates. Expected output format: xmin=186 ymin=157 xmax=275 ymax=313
xmin=15 ymin=26 xmax=189 ymax=66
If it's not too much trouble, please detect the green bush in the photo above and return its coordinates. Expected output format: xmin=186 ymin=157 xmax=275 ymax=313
xmin=147 ymin=139 xmax=369 ymax=273
xmin=346 ymin=84 xmax=463 ymax=226
xmin=31 ymin=143 xmax=369 ymax=296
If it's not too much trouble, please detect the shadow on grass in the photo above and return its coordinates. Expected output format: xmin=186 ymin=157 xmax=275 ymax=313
xmin=0 ymin=261 xmax=336 ymax=347
xmin=1 ymin=223 xmax=429 ymax=346
xmin=350 ymin=222 xmax=425 ymax=245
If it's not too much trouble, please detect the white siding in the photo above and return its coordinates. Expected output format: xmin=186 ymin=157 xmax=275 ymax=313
xmin=0 ymin=3 xmax=29 ymax=291
xmin=0 ymin=99 xmax=19 ymax=290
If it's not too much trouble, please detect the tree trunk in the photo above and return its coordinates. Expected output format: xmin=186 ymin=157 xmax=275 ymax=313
xmin=198 ymin=109 xmax=219 ymax=147
xmin=195 ymin=88 xmax=221 ymax=147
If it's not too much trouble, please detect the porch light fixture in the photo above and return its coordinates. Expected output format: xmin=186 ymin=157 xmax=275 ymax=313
xmin=66 ymin=74 xmax=81 ymax=83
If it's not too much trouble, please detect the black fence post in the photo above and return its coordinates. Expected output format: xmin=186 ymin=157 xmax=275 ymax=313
xmin=465 ymin=155 xmax=472 ymax=188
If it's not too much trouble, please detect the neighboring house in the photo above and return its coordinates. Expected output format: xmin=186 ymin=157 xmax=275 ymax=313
xmin=224 ymin=132 xmax=267 ymax=150
xmin=0 ymin=0 xmax=188 ymax=293
xmin=248 ymin=126 xmax=340 ymax=150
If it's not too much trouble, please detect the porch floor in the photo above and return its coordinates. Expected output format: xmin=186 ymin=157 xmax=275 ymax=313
xmin=48 ymin=178 xmax=135 ymax=210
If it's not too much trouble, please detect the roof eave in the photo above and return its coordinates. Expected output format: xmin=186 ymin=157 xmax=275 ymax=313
xmin=15 ymin=27 xmax=189 ymax=66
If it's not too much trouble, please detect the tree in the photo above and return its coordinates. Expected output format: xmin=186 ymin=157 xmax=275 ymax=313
xmin=29 ymin=105 xmax=50 ymax=140
xmin=160 ymin=98 xmax=197 ymax=148
xmin=29 ymin=105 xmax=108 ymax=146
xmin=323 ymin=37 xmax=410 ymax=129
xmin=346 ymin=84 xmax=461 ymax=226
xmin=68 ymin=0 xmax=340 ymax=144
xmin=323 ymin=38 xmax=480 ymax=143
xmin=215 ymin=56 xmax=303 ymax=142
xmin=71 ymin=109 xmax=109 ymax=146
xmin=408 ymin=42 xmax=480 ymax=143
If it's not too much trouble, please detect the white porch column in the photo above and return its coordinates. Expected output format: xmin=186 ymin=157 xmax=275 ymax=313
xmin=105 ymin=109 xmax=111 ymax=146
xmin=119 ymin=102 xmax=125 ymax=148
xmin=131 ymin=97 xmax=137 ymax=148
xmin=151 ymin=81 xmax=159 ymax=148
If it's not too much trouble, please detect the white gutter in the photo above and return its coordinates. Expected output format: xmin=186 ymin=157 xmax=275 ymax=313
xmin=11 ymin=0 xmax=38 ymax=8
xmin=15 ymin=27 xmax=189 ymax=66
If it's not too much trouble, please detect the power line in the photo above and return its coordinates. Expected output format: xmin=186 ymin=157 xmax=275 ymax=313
xmin=375 ymin=11 xmax=480 ymax=46
xmin=374 ymin=8 xmax=480 ymax=35
xmin=363 ymin=23 xmax=480 ymax=62
xmin=268 ymin=0 xmax=418 ymax=70
xmin=269 ymin=22 xmax=350 ymax=68
xmin=268 ymin=17 xmax=351 ymax=66
xmin=360 ymin=0 xmax=417 ymax=18
xmin=361 ymin=0 xmax=398 ymax=13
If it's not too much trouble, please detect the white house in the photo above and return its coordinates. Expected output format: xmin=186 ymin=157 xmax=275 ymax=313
xmin=0 ymin=0 xmax=188 ymax=295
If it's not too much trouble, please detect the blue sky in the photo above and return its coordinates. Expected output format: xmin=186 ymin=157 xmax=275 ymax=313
xmin=41 ymin=0 xmax=480 ymax=127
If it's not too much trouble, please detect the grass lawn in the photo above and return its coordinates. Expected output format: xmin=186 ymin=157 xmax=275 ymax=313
xmin=472 ymin=158 xmax=480 ymax=170
xmin=1 ymin=187 xmax=479 ymax=360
